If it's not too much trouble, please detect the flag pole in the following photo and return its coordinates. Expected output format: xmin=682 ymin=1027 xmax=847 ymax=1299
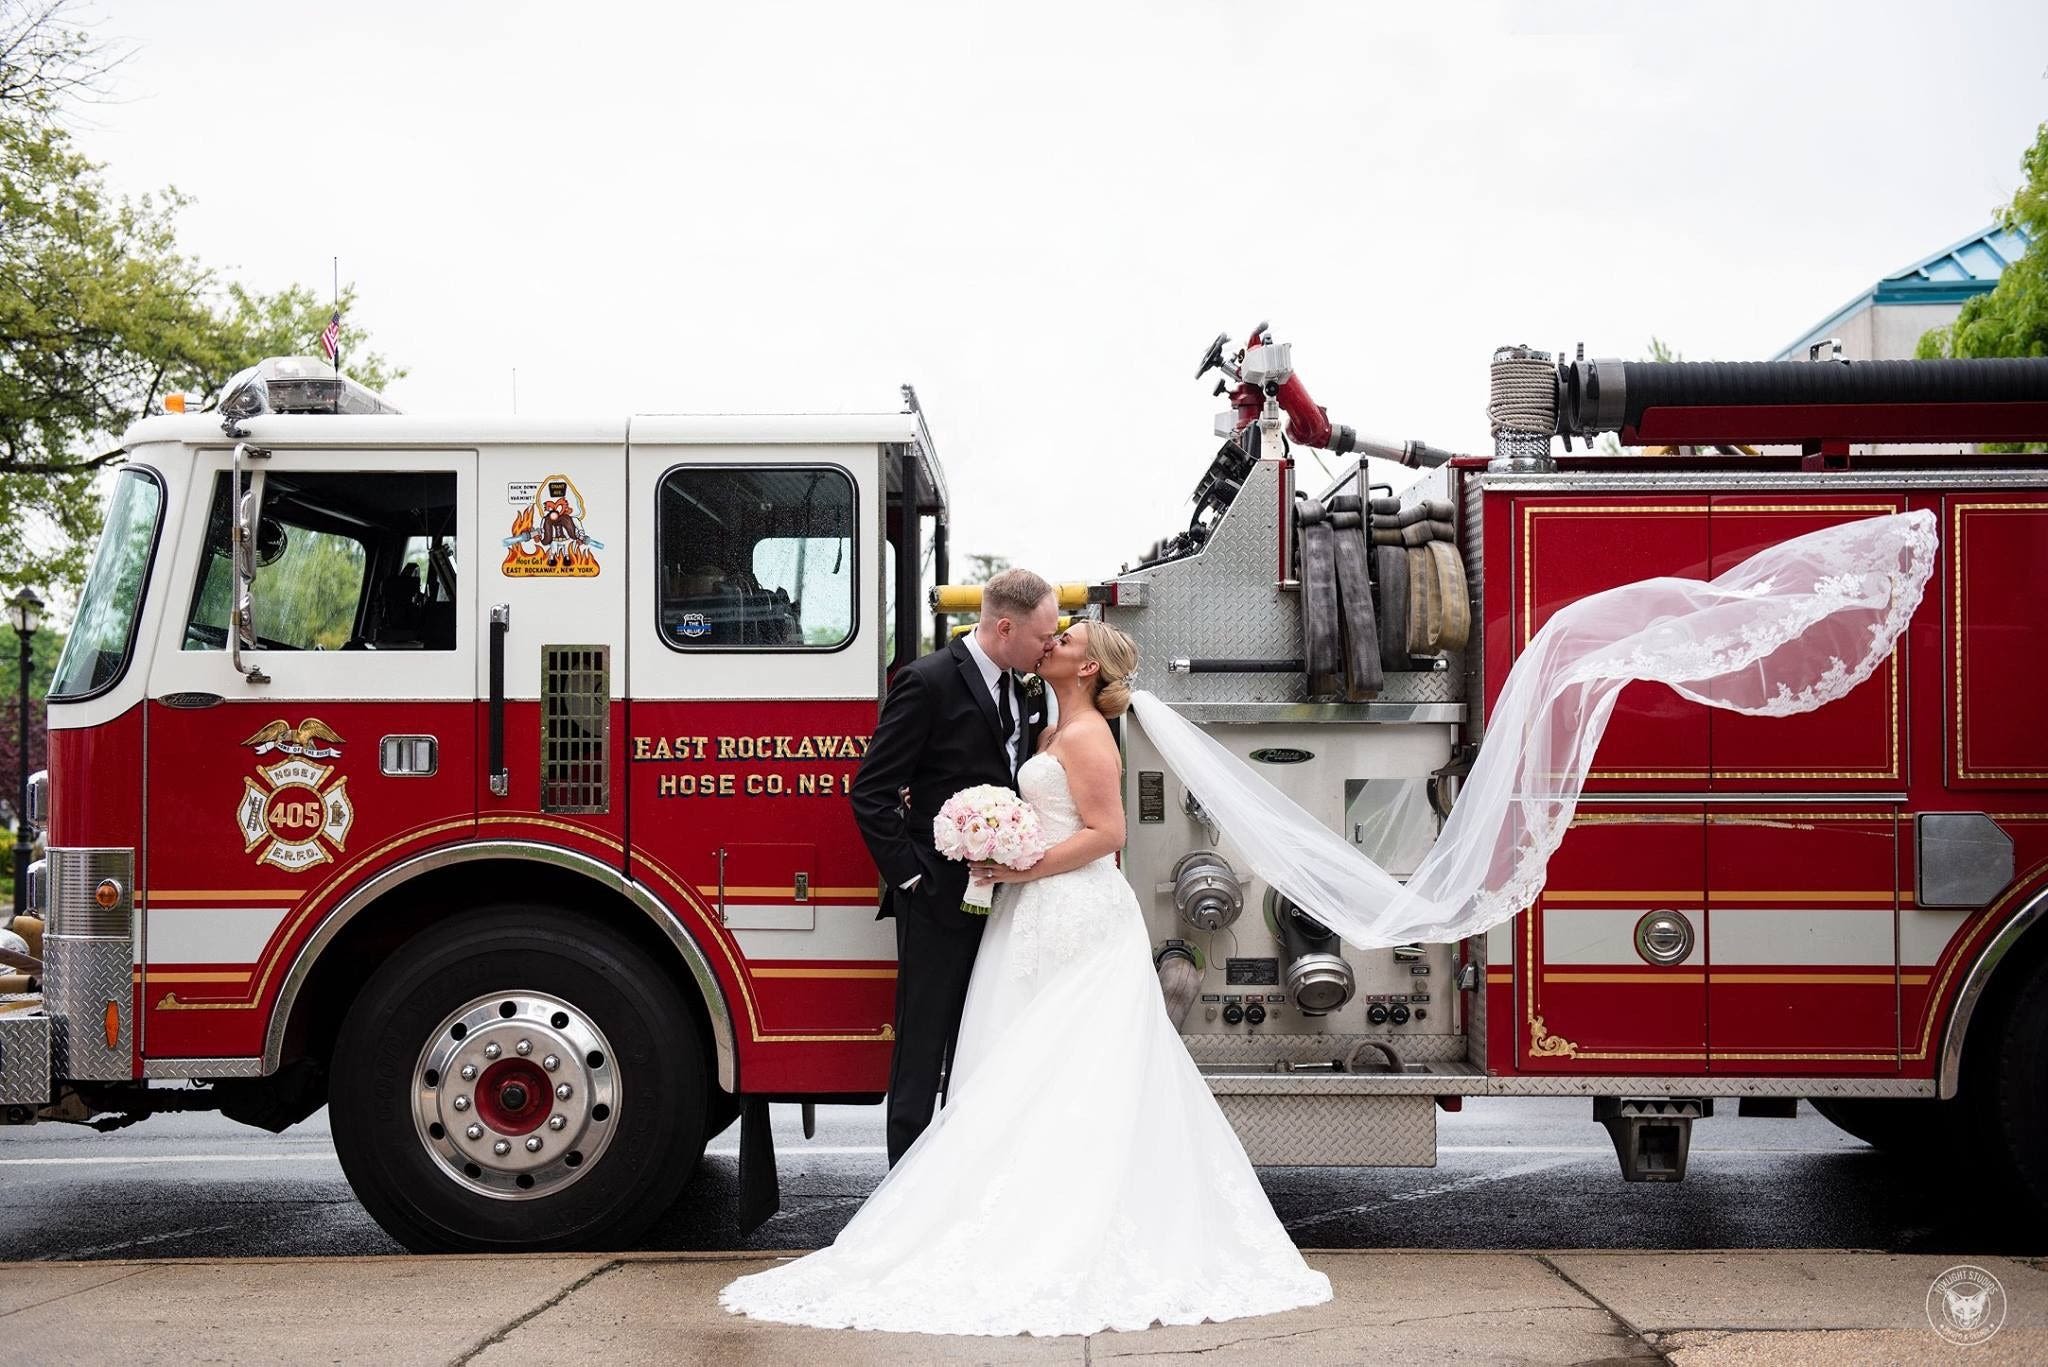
xmin=331 ymin=256 xmax=340 ymax=377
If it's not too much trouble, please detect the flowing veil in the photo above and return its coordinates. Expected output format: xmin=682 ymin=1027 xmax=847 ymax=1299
xmin=1127 ymin=510 xmax=1938 ymax=950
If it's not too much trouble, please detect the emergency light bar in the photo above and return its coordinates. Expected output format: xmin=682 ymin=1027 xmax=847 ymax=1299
xmin=217 ymin=356 xmax=401 ymax=422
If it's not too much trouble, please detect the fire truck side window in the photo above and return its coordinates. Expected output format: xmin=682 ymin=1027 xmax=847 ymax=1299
xmin=657 ymin=466 xmax=856 ymax=650
xmin=183 ymin=471 xmax=460 ymax=652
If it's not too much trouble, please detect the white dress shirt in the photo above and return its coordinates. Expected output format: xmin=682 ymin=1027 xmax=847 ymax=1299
xmin=960 ymin=630 xmax=1023 ymax=775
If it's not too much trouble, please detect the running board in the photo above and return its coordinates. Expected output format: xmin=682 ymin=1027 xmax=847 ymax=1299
xmin=1196 ymin=1064 xmax=1934 ymax=1100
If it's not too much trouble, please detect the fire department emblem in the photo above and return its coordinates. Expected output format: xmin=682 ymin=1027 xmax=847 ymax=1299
xmin=236 ymin=720 xmax=354 ymax=872
xmin=503 ymin=474 xmax=603 ymax=577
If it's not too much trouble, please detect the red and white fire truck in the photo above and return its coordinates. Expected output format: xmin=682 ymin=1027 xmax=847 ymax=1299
xmin=3 ymin=337 xmax=2045 ymax=1253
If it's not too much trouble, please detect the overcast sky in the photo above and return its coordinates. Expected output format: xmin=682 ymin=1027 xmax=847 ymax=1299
xmin=77 ymin=0 xmax=2048 ymax=580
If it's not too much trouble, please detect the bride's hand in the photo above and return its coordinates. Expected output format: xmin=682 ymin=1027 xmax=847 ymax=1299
xmin=969 ymin=860 xmax=1037 ymax=884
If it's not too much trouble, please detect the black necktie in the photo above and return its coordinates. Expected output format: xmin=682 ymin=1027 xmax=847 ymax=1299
xmin=995 ymin=671 xmax=1016 ymax=775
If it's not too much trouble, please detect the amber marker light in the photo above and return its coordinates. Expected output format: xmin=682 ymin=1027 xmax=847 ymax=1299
xmin=164 ymin=393 xmax=187 ymax=413
xmin=104 ymin=1001 xmax=120 ymax=1049
xmin=94 ymin=880 xmax=121 ymax=910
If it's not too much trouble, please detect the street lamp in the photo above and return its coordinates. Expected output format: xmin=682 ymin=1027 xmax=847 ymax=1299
xmin=8 ymin=587 xmax=41 ymax=916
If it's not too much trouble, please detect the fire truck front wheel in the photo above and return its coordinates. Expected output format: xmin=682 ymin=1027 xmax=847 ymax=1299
xmin=329 ymin=907 xmax=707 ymax=1252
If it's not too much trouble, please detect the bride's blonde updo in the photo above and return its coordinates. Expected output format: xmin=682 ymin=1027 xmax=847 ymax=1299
xmin=1081 ymin=620 xmax=1139 ymax=720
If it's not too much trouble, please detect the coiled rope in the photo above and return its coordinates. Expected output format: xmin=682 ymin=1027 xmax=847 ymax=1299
xmin=1487 ymin=348 xmax=1558 ymax=436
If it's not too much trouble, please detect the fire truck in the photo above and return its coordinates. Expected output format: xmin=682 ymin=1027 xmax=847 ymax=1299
xmin=2 ymin=337 xmax=2045 ymax=1253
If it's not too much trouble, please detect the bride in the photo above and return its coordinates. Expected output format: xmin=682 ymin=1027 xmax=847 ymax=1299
xmin=721 ymin=509 xmax=1937 ymax=1338
xmin=721 ymin=618 xmax=1333 ymax=1335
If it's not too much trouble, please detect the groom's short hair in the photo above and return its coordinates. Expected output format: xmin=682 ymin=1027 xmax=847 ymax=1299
xmin=981 ymin=568 xmax=1054 ymax=621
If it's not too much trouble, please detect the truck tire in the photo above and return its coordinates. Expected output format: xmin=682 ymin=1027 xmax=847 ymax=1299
xmin=1809 ymin=1097 xmax=1958 ymax=1159
xmin=330 ymin=905 xmax=708 ymax=1252
xmin=1979 ymin=964 xmax=2048 ymax=1220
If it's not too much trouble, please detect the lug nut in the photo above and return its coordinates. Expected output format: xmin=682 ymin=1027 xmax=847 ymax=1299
xmin=493 ymin=1139 xmax=511 ymax=1156
xmin=465 ymin=1123 xmax=484 ymax=1141
xmin=525 ymin=1136 xmax=543 ymax=1153
xmin=542 ymin=1054 xmax=560 ymax=1072
xmin=460 ymin=1063 xmax=478 ymax=1081
xmin=483 ymin=1042 xmax=502 ymax=1060
xmin=555 ymin=1082 xmax=573 ymax=1100
xmin=452 ymin=1095 xmax=470 ymax=1112
xmin=548 ymin=1115 xmax=567 ymax=1131
xmin=515 ymin=1039 xmax=532 ymax=1056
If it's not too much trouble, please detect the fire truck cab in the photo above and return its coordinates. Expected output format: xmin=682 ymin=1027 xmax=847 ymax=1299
xmin=10 ymin=358 xmax=949 ymax=1248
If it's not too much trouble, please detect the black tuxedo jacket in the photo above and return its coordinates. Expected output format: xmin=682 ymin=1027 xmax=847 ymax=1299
xmin=853 ymin=637 xmax=1044 ymax=921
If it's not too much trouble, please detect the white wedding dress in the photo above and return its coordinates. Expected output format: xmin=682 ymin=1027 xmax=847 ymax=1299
xmin=719 ymin=750 xmax=1333 ymax=1336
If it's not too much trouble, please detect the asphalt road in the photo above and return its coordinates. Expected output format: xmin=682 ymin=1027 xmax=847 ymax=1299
xmin=2 ymin=1097 xmax=2037 ymax=1263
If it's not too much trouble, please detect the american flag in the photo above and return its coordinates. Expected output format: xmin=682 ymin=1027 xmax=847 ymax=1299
xmin=319 ymin=310 xmax=342 ymax=360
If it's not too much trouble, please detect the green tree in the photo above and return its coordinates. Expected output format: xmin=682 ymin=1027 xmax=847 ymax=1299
xmin=0 ymin=621 xmax=61 ymax=823
xmin=0 ymin=2 xmax=401 ymax=597
xmin=1918 ymin=121 xmax=2047 ymax=367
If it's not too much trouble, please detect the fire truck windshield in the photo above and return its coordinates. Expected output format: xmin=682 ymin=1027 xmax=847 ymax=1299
xmin=48 ymin=467 xmax=164 ymax=700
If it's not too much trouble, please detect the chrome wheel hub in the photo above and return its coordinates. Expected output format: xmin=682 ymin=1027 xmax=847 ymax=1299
xmin=412 ymin=991 xmax=618 ymax=1201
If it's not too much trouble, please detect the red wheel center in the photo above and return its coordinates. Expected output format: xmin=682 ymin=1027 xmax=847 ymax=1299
xmin=474 ymin=1058 xmax=551 ymax=1135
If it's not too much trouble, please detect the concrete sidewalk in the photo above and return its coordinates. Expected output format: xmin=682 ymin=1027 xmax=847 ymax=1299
xmin=1 ymin=1250 xmax=2041 ymax=1365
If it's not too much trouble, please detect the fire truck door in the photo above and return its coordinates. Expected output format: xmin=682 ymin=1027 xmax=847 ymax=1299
xmin=476 ymin=447 xmax=628 ymax=857
xmin=1523 ymin=810 xmax=1707 ymax=1074
xmin=1707 ymin=497 xmax=1910 ymax=791
xmin=1512 ymin=497 xmax=1710 ymax=791
xmin=141 ymin=447 xmax=479 ymax=1060
xmin=625 ymin=437 xmax=897 ymax=1077
xmin=1704 ymin=812 xmax=1899 ymax=1072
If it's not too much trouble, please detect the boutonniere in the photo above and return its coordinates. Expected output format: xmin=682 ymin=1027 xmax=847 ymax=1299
xmin=1020 ymin=673 xmax=1045 ymax=700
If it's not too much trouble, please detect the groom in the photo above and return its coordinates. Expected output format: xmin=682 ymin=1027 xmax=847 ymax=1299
xmin=852 ymin=567 xmax=1061 ymax=1165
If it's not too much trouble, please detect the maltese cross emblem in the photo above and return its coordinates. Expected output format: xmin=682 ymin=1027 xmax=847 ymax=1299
xmin=236 ymin=721 xmax=355 ymax=872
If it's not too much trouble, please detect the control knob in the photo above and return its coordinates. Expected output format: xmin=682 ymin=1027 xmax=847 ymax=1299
xmin=1222 ymin=1002 xmax=1244 ymax=1025
xmin=1244 ymin=1002 xmax=1266 ymax=1025
xmin=1389 ymin=1003 xmax=1411 ymax=1026
xmin=1366 ymin=1002 xmax=1390 ymax=1026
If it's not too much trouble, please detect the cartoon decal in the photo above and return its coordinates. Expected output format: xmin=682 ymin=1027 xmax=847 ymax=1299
xmin=236 ymin=719 xmax=355 ymax=872
xmin=503 ymin=475 xmax=603 ymax=577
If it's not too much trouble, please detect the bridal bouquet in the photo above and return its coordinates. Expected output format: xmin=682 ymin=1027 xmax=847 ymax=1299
xmin=933 ymin=785 xmax=1050 ymax=912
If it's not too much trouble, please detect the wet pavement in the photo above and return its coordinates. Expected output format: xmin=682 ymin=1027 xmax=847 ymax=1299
xmin=0 ymin=1097 xmax=2037 ymax=1263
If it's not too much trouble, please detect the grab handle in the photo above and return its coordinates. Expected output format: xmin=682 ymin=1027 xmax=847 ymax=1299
xmin=488 ymin=604 xmax=509 ymax=797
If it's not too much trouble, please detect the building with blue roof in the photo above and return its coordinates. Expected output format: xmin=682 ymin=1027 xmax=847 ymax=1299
xmin=1775 ymin=223 xmax=2033 ymax=362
